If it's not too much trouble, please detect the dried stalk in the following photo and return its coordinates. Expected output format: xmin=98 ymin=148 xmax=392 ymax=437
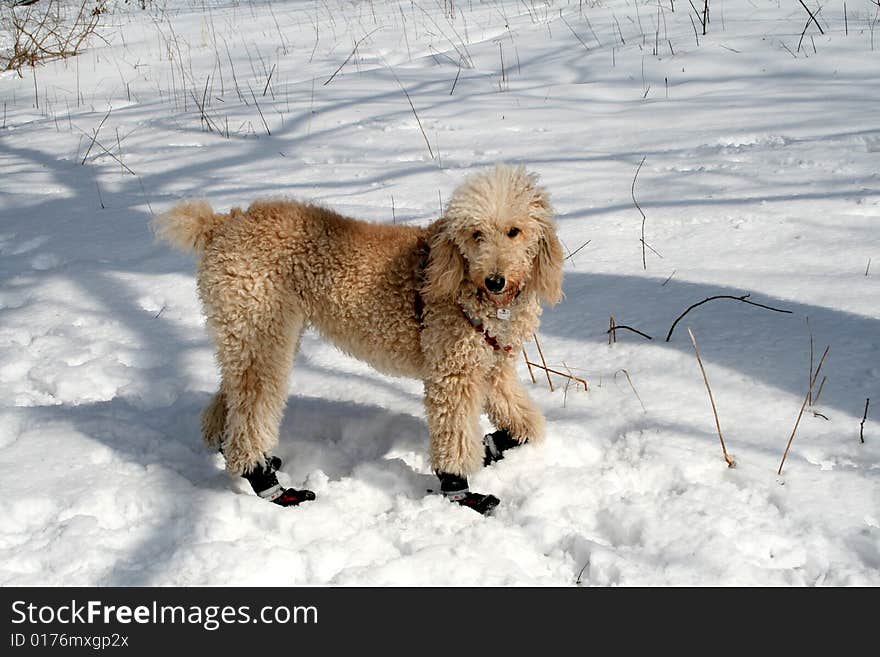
xmin=614 ymin=369 xmax=645 ymax=412
xmin=323 ymin=27 xmax=381 ymax=86
xmin=526 ymin=359 xmax=588 ymax=391
xmin=521 ymin=347 xmax=536 ymax=384
xmin=533 ymin=333 xmax=554 ymax=392
xmin=778 ymin=345 xmax=829 ymax=475
xmin=2 ymin=1 xmax=106 ymax=71
xmin=687 ymin=328 xmax=734 ymax=467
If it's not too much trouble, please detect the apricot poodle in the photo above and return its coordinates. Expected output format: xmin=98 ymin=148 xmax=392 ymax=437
xmin=153 ymin=164 xmax=563 ymax=513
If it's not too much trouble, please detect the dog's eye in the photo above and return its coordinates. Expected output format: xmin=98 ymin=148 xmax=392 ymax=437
xmin=507 ymin=227 xmax=521 ymax=238
xmin=472 ymin=231 xmax=483 ymax=242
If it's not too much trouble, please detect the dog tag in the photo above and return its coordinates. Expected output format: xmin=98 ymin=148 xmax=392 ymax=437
xmin=496 ymin=308 xmax=511 ymax=321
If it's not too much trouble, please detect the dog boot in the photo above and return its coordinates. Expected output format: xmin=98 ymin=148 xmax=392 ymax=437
xmin=483 ymin=429 xmax=524 ymax=466
xmin=242 ymin=455 xmax=316 ymax=507
xmin=437 ymin=472 xmax=500 ymax=515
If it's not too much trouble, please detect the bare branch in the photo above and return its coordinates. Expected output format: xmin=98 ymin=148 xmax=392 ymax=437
xmin=632 ymin=155 xmax=648 ymax=270
xmin=665 ymin=294 xmax=792 ymax=342
xmin=797 ymin=0 xmax=825 ymax=35
xmin=607 ymin=325 xmax=654 ymax=341
xmin=323 ymin=28 xmax=381 ymax=86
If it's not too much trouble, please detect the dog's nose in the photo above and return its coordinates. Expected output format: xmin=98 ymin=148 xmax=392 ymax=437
xmin=485 ymin=274 xmax=506 ymax=294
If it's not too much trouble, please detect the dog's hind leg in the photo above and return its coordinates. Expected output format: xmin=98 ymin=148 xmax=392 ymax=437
xmin=216 ymin=307 xmax=305 ymax=477
xmin=212 ymin=303 xmax=315 ymax=507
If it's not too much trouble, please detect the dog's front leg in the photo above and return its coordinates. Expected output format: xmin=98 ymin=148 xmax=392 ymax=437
xmin=485 ymin=357 xmax=546 ymax=444
xmin=424 ymin=368 xmax=487 ymax=478
xmin=424 ymin=364 xmax=500 ymax=515
xmin=480 ymin=358 xmax=545 ymax=467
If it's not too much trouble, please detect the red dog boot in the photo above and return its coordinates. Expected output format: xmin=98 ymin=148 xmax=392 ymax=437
xmin=436 ymin=471 xmax=500 ymax=515
xmin=242 ymin=455 xmax=315 ymax=507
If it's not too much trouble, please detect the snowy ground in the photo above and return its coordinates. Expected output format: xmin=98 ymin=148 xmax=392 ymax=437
xmin=0 ymin=0 xmax=878 ymax=586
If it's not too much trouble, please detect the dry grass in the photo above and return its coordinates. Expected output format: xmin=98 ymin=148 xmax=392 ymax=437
xmin=1 ymin=1 xmax=108 ymax=73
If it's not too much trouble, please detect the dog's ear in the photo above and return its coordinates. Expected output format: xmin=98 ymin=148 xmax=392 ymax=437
xmin=423 ymin=224 xmax=466 ymax=302
xmin=529 ymin=187 xmax=564 ymax=305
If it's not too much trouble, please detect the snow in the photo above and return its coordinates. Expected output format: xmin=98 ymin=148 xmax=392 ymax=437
xmin=1 ymin=0 xmax=878 ymax=586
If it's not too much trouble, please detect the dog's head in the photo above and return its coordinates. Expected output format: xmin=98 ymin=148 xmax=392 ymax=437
xmin=424 ymin=164 xmax=563 ymax=306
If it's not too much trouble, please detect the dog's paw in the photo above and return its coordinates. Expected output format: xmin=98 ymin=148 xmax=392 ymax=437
xmin=436 ymin=471 xmax=500 ymax=515
xmin=452 ymin=491 xmax=500 ymax=515
xmin=270 ymin=488 xmax=316 ymax=507
xmin=482 ymin=429 xmax=524 ymax=466
xmin=240 ymin=454 xmax=315 ymax=507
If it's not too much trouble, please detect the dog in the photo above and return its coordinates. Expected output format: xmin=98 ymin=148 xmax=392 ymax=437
xmin=152 ymin=164 xmax=564 ymax=514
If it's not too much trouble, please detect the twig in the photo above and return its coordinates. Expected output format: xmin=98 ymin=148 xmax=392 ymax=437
xmin=390 ymin=67 xmax=434 ymax=160
xmin=81 ymin=107 xmax=111 ymax=165
xmin=813 ymin=375 xmax=827 ymax=406
xmin=608 ymin=315 xmax=615 ymax=345
xmin=525 ymin=359 xmax=588 ymax=391
xmin=522 ymin=347 xmax=536 ymax=384
xmin=812 ymin=411 xmax=830 ymax=420
xmin=323 ymin=28 xmax=381 ymax=86
xmin=807 ymin=317 xmax=814 ymax=405
xmin=607 ymin=325 xmax=654 ymax=341
xmin=248 ymin=83 xmax=270 ymax=135
xmin=780 ymin=41 xmax=798 ymax=58
xmin=778 ymin=391 xmax=811 ymax=476
xmin=562 ymin=362 xmax=575 ymax=407
xmin=797 ymin=18 xmax=812 ymax=52
xmin=631 ymin=155 xmax=648 ymax=270
xmin=614 ymin=369 xmax=645 ymax=412
xmin=561 ymin=15 xmax=590 ymax=51
xmin=533 ymin=333 xmax=554 ymax=392
xmin=810 ymin=346 xmax=830 ymax=395
xmin=262 ymin=62 xmax=276 ymax=96
xmin=73 ymin=126 xmax=136 ymax=175
xmin=564 ymin=239 xmax=591 ymax=261
xmin=449 ymin=59 xmax=462 ymax=95
xmin=778 ymin=345 xmax=829 ymax=475
xmin=665 ymin=294 xmax=792 ymax=342
xmin=861 ymin=398 xmax=870 ymax=444
xmin=95 ymin=178 xmax=104 ymax=210
xmin=797 ymin=0 xmax=825 ymax=35
xmin=866 ymin=258 xmax=871 ymax=276
xmin=661 ymin=269 xmax=676 ymax=286
xmin=687 ymin=328 xmax=734 ymax=467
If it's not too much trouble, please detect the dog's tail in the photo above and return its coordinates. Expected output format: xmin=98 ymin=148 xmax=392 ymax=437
xmin=151 ymin=200 xmax=226 ymax=253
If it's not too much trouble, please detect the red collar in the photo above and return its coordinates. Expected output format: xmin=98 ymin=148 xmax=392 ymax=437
xmin=459 ymin=305 xmax=512 ymax=353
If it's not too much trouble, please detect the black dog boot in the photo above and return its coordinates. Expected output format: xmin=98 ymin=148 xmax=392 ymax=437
xmin=437 ymin=472 xmax=500 ymax=515
xmin=483 ymin=429 xmax=524 ymax=466
xmin=242 ymin=455 xmax=316 ymax=507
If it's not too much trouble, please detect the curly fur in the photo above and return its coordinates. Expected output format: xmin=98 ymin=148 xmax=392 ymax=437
xmin=152 ymin=164 xmax=564 ymax=478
